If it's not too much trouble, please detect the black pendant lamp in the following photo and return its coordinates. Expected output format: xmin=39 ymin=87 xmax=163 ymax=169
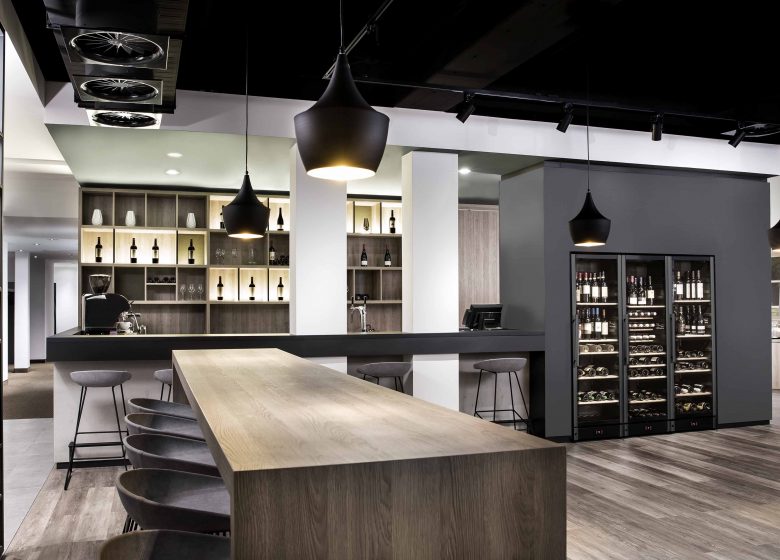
xmin=769 ymin=220 xmax=780 ymax=249
xmin=293 ymin=0 xmax=389 ymax=181
xmin=223 ymin=24 xmax=270 ymax=239
xmin=569 ymin=103 xmax=611 ymax=247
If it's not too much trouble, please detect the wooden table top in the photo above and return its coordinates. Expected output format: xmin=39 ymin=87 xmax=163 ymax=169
xmin=173 ymin=348 xmax=558 ymax=475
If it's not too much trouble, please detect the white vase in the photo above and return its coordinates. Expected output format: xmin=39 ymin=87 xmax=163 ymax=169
xmin=186 ymin=212 xmax=197 ymax=229
xmin=91 ymin=208 xmax=103 ymax=226
xmin=125 ymin=210 xmax=136 ymax=227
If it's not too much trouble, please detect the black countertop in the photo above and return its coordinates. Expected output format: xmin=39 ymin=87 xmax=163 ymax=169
xmin=47 ymin=328 xmax=545 ymax=361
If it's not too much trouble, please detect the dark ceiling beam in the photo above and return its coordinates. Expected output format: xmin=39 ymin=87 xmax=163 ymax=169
xmin=395 ymin=0 xmax=624 ymax=111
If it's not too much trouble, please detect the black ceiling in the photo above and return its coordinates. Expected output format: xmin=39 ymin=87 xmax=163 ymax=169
xmin=13 ymin=0 xmax=780 ymax=143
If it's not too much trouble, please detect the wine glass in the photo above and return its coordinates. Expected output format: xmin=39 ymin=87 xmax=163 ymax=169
xmin=231 ymin=248 xmax=238 ymax=263
xmin=188 ymin=283 xmax=195 ymax=301
xmin=179 ymin=284 xmax=185 ymax=301
xmin=197 ymin=283 xmax=204 ymax=301
xmin=215 ymin=248 xmax=224 ymax=264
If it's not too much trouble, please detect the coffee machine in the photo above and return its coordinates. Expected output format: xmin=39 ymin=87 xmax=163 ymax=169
xmin=81 ymin=274 xmax=131 ymax=335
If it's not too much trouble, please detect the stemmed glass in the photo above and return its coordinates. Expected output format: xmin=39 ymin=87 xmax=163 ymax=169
xmin=188 ymin=283 xmax=195 ymax=301
xmin=197 ymin=283 xmax=204 ymax=301
xmin=179 ymin=284 xmax=186 ymax=301
xmin=231 ymin=248 xmax=238 ymax=263
xmin=215 ymin=248 xmax=225 ymax=264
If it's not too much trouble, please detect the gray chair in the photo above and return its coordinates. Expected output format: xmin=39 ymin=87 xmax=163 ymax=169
xmin=473 ymin=358 xmax=529 ymax=431
xmin=100 ymin=530 xmax=229 ymax=560
xmin=117 ymin=468 xmax=230 ymax=535
xmin=154 ymin=368 xmax=174 ymax=401
xmin=65 ymin=369 xmax=132 ymax=490
xmin=124 ymin=434 xmax=220 ymax=477
xmin=128 ymin=398 xmax=196 ymax=420
xmin=356 ymin=362 xmax=412 ymax=393
xmin=126 ymin=413 xmax=205 ymax=441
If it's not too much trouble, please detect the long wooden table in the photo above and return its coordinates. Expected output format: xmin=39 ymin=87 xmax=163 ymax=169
xmin=172 ymin=348 xmax=565 ymax=559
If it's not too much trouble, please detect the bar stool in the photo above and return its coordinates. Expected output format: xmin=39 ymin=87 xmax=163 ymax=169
xmin=154 ymin=369 xmax=174 ymax=401
xmin=100 ymin=530 xmax=229 ymax=560
xmin=65 ymin=369 xmax=132 ymax=490
xmin=356 ymin=362 xmax=412 ymax=393
xmin=472 ymin=358 xmax=529 ymax=431
xmin=117 ymin=468 xmax=230 ymax=535
xmin=126 ymin=413 xmax=205 ymax=441
xmin=124 ymin=434 xmax=220 ymax=477
xmin=128 ymin=398 xmax=196 ymax=420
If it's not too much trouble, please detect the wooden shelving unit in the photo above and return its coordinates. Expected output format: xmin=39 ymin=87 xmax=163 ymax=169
xmin=79 ymin=187 xmax=292 ymax=334
xmin=346 ymin=197 xmax=403 ymax=333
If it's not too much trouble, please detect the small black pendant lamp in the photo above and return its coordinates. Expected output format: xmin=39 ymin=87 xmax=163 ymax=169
xmin=293 ymin=0 xmax=389 ymax=181
xmin=569 ymin=99 xmax=611 ymax=246
xmin=769 ymin=219 xmax=780 ymax=249
xmin=223 ymin=22 xmax=270 ymax=239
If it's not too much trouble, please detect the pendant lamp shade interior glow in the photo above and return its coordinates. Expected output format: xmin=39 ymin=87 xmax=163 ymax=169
xmin=769 ymin=219 xmax=780 ymax=249
xmin=569 ymin=190 xmax=611 ymax=247
xmin=293 ymin=0 xmax=388 ymax=182
xmin=223 ymin=20 xmax=270 ymax=239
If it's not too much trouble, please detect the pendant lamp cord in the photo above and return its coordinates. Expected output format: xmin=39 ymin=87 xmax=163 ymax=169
xmin=244 ymin=18 xmax=249 ymax=175
xmin=585 ymin=11 xmax=591 ymax=194
xmin=339 ymin=0 xmax=345 ymax=53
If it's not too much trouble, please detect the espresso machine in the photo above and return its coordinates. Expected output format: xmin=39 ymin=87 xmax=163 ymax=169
xmin=81 ymin=274 xmax=131 ymax=334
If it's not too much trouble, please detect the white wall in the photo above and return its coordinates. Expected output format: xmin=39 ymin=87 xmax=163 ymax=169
xmin=2 ymin=242 xmax=8 ymax=381
xmin=30 ymin=256 xmax=45 ymax=360
xmin=13 ymin=251 xmax=30 ymax=370
xmin=46 ymin=260 xmax=78 ymax=337
xmin=770 ymin=176 xmax=780 ymax=226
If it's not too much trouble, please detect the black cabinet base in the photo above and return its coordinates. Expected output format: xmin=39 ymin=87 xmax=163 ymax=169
xmin=573 ymin=424 xmax=622 ymax=441
xmin=673 ymin=416 xmax=715 ymax=432
xmin=626 ymin=420 xmax=669 ymax=437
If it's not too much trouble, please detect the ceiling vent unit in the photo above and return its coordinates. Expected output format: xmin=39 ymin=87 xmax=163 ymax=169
xmin=721 ymin=123 xmax=780 ymax=139
xmin=62 ymin=27 xmax=169 ymax=69
xmin=88 ymin=110 xmax=161 ymax=129
xmin=75 ymin=76 xmax=163 ymax=105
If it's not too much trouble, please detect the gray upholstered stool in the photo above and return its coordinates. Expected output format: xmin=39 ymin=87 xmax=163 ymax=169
xmin=100 ymin=530 xmax=229 ymax=560
xmin=117 ymin=468 xmax=230 ymax=535
xmin=65 ymin=369 xmax=132 ymax=490
xmin=124 ymin=434 xmax=220 ymax=477
xmin=356 ymin=362 xmax=412 ymax=393
xmin=473 ymin=358 xmax=529 ymax=431
xmin=128 ymin=398 xmax=196 ymax=420
xmin=126 ymin=413 xmax=205 ymax=441
xmin=154 ymin=369 xmax=174 ymax=401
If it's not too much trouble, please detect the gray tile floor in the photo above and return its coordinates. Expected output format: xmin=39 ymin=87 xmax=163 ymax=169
xmin=3 ymin=418 xmax=53 ymax=550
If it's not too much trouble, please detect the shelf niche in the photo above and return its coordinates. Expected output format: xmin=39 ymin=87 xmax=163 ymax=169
xmin=177 ymin=195 xmax=208 ymax=229
xmin=239 ymin=268 xmax=269 ymax=302
xmin=115 ymin=192 xmax=145 ymax=227
xmin=347 ymin=236 xmax=402 ymax=268
xmin=81 ymin=228 xmax=114 ymax=264
xmin=177 ymin=232 xmax=208 ymax=266
xmin=209 ymin=268 xmax=239 ymax=302
xmin=82 ymin=191 xmax=113 ymax=226
xmin=115 ymin=230 xmax=176 ymax=265
xmin=146 ymin=194 xmax=176 ymax=228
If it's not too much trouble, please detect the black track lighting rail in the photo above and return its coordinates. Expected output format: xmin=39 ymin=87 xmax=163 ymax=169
xmin=323 ymin=0 xmax=397 ymax=79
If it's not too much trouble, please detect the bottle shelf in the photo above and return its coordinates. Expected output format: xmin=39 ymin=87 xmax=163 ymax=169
xmin=132 ymin=300 xmax=207 ymax=305
xmin=629 ymin=398 xmax=666 ymax=404
xmin=579 ymin=338 xmax=618 ymax=343
xmin=627 ymin=305 xmax=666 ymax=309
xmin=676 ymin=356 xmax=709 ymax=361
xmin=209 ymin=301 xmax=289 ymax=305
xmin=628 ymin=375 xmax=667 ymax=380
xmin=576 ymin=302 xmax=617 ymax=306
xmin=675 ymin=392 xmax=713 ymax=398
xmin=146 ymin=283 xmax=177 ymax=286
xmin=577 ymin=375 xmax=619 ymax=380
xmin=347 ymin=233 xmax=401 ymax=238
xmin=674 ymin=299 xmax=710 ymax=303
xmin=676 ymin=334 xmax=711 ymax=339
xmin=628 ymin=363 xmax=666 ymax=368
xmin=578 ymin=351 xmax=619 ymax=355
xmin=348 ymin=266 xmax=402 ymax=271
xmin=674 ymin=369 xmax=712 ymax=374
xmin=346 ymin=300 xmax=402 ymax=305
xmin=629 ymin=352 xmax=665 ymax=357
xmin=578 ymin=400 xmax=620 ymax=406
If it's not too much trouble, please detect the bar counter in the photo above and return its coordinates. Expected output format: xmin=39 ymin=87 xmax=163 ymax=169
xmin=173 ymin=348 xmax=565 ymax=559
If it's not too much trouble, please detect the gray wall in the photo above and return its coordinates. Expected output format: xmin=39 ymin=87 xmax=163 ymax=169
xmin=504 ymin=161 xmax=771 ymax=438
xmin=30 ymin=256 xmax=46 ymax=360
xmin=499 ymin=166 xmax=546 ymax=330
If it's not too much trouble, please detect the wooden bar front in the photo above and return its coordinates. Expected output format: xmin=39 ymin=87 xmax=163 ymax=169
xmin=173 ymin=348 xmax=565 ymax=559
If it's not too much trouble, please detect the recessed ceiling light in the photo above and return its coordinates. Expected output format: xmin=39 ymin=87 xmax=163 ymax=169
xmin=165 ymin=169 xmax=181 ymax=176
xmin=33 ymin=255 xmax=38 ymax=259
xmin=458 ymin=167 xmax=472 ymax=175
xmin=49 ymin=238 xmax=57 ymax=241
xmin=167 ymin=152 xmax=183 ymax=158
xmin=17 ymin=249 xmax=23 ymax=252
xmin=34 ymin=242 xmax=40 ymax=246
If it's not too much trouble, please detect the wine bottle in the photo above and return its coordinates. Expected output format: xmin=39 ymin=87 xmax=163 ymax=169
xmin=384 ymin=245 xmax=392 ymax=267
xmin=277 ymin=277 xmax=284 ymax=301
xmin=637 ymin=276 xmax=646 ymax=306
xmin=360 ymin=244 xmax=368 ymax=267
xmin=600 ymin=271 xmax=608 ymax=303
xmin=628 ymin=275 xmax=638 ymax=306
xmin=248 ymin=276 xmax=256 ymax=301
xmin=130 ymin=237 xmax=138 ymax=264
xmin=577 ymin=309 xmax=583 ymax=339
xmin=684 ymin=271 xmax=692 ymax=300
xmin=582 ymin=272 xmax=591 ymax=303
xmin=152 ymin=238 xmax=159 ymax=264
xmin=219 ymin=206 xmax=225 ymax=229
xmin=593 ymin=307 xmax=602 ymax=340
xmin=187 ymin=239 xmax=195 ymax=264
xmin=277 ymin=208 xmax=284 ymax=231
xmin=269 ymin=243 xmax=276 ymax=265
xmin=675 ymin=271 xmax=683 ymax=300
xmin=217 ymin=275 xmax=224 ymax=301
xmin=575 ymin=272 xmax=582 ymax=303
xmin=646 ymin=275 xmax=655 ymax=305
xmin=95 ymin=236 xmax=103 ymax=263
xmin=676 ymin=308 xmax=686 ymax=335
xmin=583 ymin=308 xmax=593 ymax=338
xmin=601 ymin=308 xmax=609 ymax=337
xmin=389 ymin=210 xmax=396 ymax=234
xmin=695 ymin=270 xmax=704 ymax=300
xmin=696 ymin=305 xmax=705 ymax=334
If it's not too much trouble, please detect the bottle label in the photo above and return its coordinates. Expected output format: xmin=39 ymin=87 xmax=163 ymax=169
xmin=638 ymin=296 xmax=646 ymax=305
xmin=676 ymin=284 xmax=683 ymax=296
xmin=629 ymin=296 xmax=638 ymax=305
xmin=647 ymin=289 xmax=654 ymax=300
xmin=696 ymin=284 xmax=704 ymax=299
xmin=602 ymin=287 xmax=608 ymax=301
xmin=583 ymin=324 xmax=592 ymax=335
xmin=583 ymin=285 xmax=591 ymax=296
xmin=601 ymin=321 xmax=609 ymax=336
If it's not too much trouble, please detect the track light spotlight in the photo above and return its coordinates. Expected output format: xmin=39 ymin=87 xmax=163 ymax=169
xmin=729 ymin=126 xmax=747 ymax=148
xmin=456 ymin=93 xmax=476 ymax=123
xmin=651 ymin=113 xmax=663 ymax=141
xmin=556 ymin=103 xmax=575 ymax=133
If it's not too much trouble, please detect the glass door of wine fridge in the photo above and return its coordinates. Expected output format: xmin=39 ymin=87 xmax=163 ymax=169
xmin=572 ymin=254 xmax=623 ymax=441
xmin=668 ymin=256 xmax=716 ymax=431
xmin=623 ymin=255 xmax=671 ymax=436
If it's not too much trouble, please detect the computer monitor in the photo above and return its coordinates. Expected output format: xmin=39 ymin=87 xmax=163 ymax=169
xmin=462 ymin=304 xmax=503 ymax=330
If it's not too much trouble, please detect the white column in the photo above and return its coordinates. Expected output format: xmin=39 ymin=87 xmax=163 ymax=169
xmin=401 ymin=151 xmax=460 ymax=409
xmin=2 ymin=242 xmax=8 ymax=381
xmin=14 ymin=251 xmax=31 ymax=372
xmin=289 ymin=145 xmax=347 ymax=335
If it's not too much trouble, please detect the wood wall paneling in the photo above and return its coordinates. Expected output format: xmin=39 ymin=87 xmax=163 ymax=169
xmin=210 ymin=303 xmax=290 ymax=333
xmin=114 ymin=193 xmax=146 ymax=226
xmin=459 ymin=205 xmax=500 ymax=316
xmin=177 ymin=195 xmax=208 ymax=229
xmin=146 ymin=194 xmax=177 ymax=228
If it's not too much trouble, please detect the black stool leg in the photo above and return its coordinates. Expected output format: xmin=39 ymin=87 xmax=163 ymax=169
xmin=473 ymin=370 xmax=484 ymax=418
xmin=166 ymin=383 xmax=172 ymax=402
xmin=394 ymin=377 xmax=399 ymax=391
xmin=507 ymin=371 xmax=518 ymax=430
xmin=65 ymin=386 xmax=87 ymax=490
xmin=513 ymin=371 xmax=530 ymax=423
xmin=399 ymin=376 xmax=405 ymax=394
xmin=492 ymin=372 xmax=498 ymax=422
xmin=111 ymin=386 xmax=128 ymax=471
xmin=159 ymin=382 xmax=165 ymax=401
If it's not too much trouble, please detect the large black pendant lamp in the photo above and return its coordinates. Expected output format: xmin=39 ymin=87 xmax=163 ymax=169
xmin=223 ymin=24 xmax=270 ymax=239
xmin=769 ymin=220 xmax=780 ymax=249
xmin=569 ymin=99 xmax=611 ymax=246
xmin=293 ymin=0 xmax=389 ymax=181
